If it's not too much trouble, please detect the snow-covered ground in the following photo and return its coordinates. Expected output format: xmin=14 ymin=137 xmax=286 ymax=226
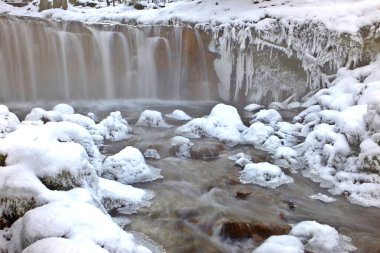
xmin=1 ymin=0 xmax=379 ymax=34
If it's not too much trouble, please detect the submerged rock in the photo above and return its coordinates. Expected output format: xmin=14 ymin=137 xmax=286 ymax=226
xmin=190 ymin=143 xmax=224 ymax=160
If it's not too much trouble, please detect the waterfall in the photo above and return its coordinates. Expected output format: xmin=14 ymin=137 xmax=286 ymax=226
xmin=0 ymin=15 xmax=216 ymax=103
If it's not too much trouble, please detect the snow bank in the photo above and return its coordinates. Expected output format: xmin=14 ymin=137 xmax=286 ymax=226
xmin=294 ymin=58 xmax=380 ymax=207
xmin=136 ymin=110 xmax=170 ymax=128
xmin=102 ymin=146 xmax=162 ymax=184
xmin=239 ymin=162 xmax=293 ymax=188
xmin=165 ymin=109 xmax=192 ymax=121
xmin=176 ymin=103 xmax=247 ymax=146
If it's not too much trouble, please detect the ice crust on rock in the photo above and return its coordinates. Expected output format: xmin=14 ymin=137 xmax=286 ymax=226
xmin=251 ymin=109 xmax=282 ymax=127
xmin=136 ymin=110 xmax=170 ymax=128
xmin=171 ymin=136 xmax=194 ymax=158
xmin=143 ymin=148 xmax=161 ymax=160
xmin=102 ymin=146 xmax=162 ymax=184
xmin=239 ymin=162 xmax=293 ymax=188
xmin=97 ymin=111 xmax=132 ymax=141
xmin=165 ymin=109 xmax=192 ymax=121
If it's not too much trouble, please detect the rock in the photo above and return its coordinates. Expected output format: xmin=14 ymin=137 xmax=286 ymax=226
xmin=171 ymin=136 xmax=193 ymax=158
xmin=220 ymin=221 xmax=291 ymax=241
xmin=0 ymin=154 xmax=6 ymax=166
xmin=134 ymin=2 xmax=145 ymax=10
xmin=190 ymin=143 xmax=224 ymax=160
xmin=236 ymin=190 xmax=252 ymax=200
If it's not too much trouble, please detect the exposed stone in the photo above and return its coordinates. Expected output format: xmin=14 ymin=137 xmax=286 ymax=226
xmin=190 ymin=143 xmax=224 ymax=160
xmin=236 ymin=190 xmax=252 ymax=200
xmin=0 ymin=154 xmax=6 ymax=166
xmin=134 ymin=2 xmax=145 ymax=10
xmin=220 ymin=221 xmax=291 ymax=241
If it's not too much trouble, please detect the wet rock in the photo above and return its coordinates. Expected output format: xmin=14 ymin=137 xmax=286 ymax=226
xmin=0 ymin=154 xmax=6 ymax=166
xmin=220 ymin=221 xmax=291 ymax=241
xmin=236 ymin=190 xmax=252 ymax=200
xmin=224 ymin=177 xmax=241 ymax=185
xmin=283 ymin=200 xmax=296 ymax=210
xmin=190 ymin=143 xmax=224 ymax=160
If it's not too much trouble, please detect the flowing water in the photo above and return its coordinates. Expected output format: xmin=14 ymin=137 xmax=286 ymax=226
xmin=42 ymin=102 xmax=379 ymax=253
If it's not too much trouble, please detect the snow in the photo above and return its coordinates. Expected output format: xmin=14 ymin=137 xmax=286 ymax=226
xmin=9 ymin=201 xmax=152 ymax=253
xmin=0 ymin=104 xmax=20 ymax=138
xmin=244 ymin=103 xmax=263 ymax=112
xmin=253 ymin=235 xmax=304 ymax=253
xmin=102 ymin=146 xmax=162 ymax=184
xmin=308 ymin=193 xmax=336 ymax=203
xmin=289 ymin=221 xmax=356 ymax=253
xmin=241 ymin=122 xmax=274 ymax=146
xmin=176 ymin=103 xmax=247 ymax=146
xmin=228 ymin=152 xmax=252 ymax=168
xmin=136 ymin=110 xmax=170 ymax=128
xmin=1 ymin=0 xmax=380 ymax=36
xmin=273 ymin=146 xmax=298 ymax=171
xmin=239 ymin=162 xmax=294 ymax=188
xmin=97 ymin=111 xmax=132 ymax=141
xmin=165 ymin=109 xmax=192 ymax=121
xmin=251 ymin=109 xmax=282 ymax=127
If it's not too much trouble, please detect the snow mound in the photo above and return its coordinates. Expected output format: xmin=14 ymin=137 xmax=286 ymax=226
xmin=273 ymin=146 xmax=298 ymax=170
xmin=289 ymin=221 xmax=356 ymax=253
xmin=0 ymin=105 xmax=20 ymax=138
xmin=253 ymin=235 xmax=304 ymax=253
xmin=9 ymin=201 xmax=152 ymax=253
xmin=308 ymin=193 xmax=336 ymax=203
xmin=52 ymin=103 xmax=75 ymax=115
xmin=102 ymin=146 xmax=162 ymax=184
xmin=136 ymin=110 xmax=170 ymax=128
xmin=239 ymin=162 xmax=293 ymax=188
xmin=176 ymin=103 xmax=247 ymax=146
xmin=165 ymin=109 xmax=192 ymax=121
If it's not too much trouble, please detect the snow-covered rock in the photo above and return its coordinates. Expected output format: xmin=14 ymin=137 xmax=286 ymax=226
xmin=289 ymin=221 xmax=356 ymax=253
xmin=8 ymin=201 xmax=152 ymax=253
xmin=0 ymin=105 xmax=20 ymax=138
xmin=171 ymin=136 xmax=193 ymax=158
xmin=97 ymin=111 xmax=132 ymax=141
xmin=253 ymin=235 xmax=304 ymax=253
xmin=244 ymin=103 xmax=263 ymax=112
xmin=136 ymin=110 xmax=170 ymax=128
xmin=239 ymin=162 xmax=293 ymax=188
xmin=176 ymin=103 xmax=247 ymax=146
xmin=228 ymin=152 xmax=252 ymax=168
xmin=241 ymin=122 xmax=274 ymax=146
xmin=101 ymin=146 xmax=162 ymax=184
xmin=273 ymin=147 xmax=298 ymax=170
xmin=143 ymin=148 xmax=161 ymax=160
xmin=251 ymin=109 xmax=282 ymax=127
xmin=165 ymin=109 xmax=192 ymax=121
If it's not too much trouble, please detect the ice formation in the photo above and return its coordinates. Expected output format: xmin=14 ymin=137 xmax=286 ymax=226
xmin=171 ymin=136 xmax=194 ymax=158
xmin=308 ymin=193 xmax=336 ymax=203
xmin=253 ymin=235 xmax=304 ymax=253
xmin=239 ymin=162 xmax=294 ymax=188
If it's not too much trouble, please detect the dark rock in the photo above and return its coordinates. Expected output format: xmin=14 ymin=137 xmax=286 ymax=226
xmin=134 ymin=2 xmax=145 ymax=10
xmin=190 ymin=143 xmax=224 ymax=160
xmin=220 ymin=221 xmax=291 ymax=241
xmin=0 ymin=154 xmax=6 ymax=166
xmin=236 ymin=190 xmax=252 ymax=200
xmin=282 ymin=200 xmax=296 ymax=210
xmin=224 ymin=177 xmax=241 ymax=185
